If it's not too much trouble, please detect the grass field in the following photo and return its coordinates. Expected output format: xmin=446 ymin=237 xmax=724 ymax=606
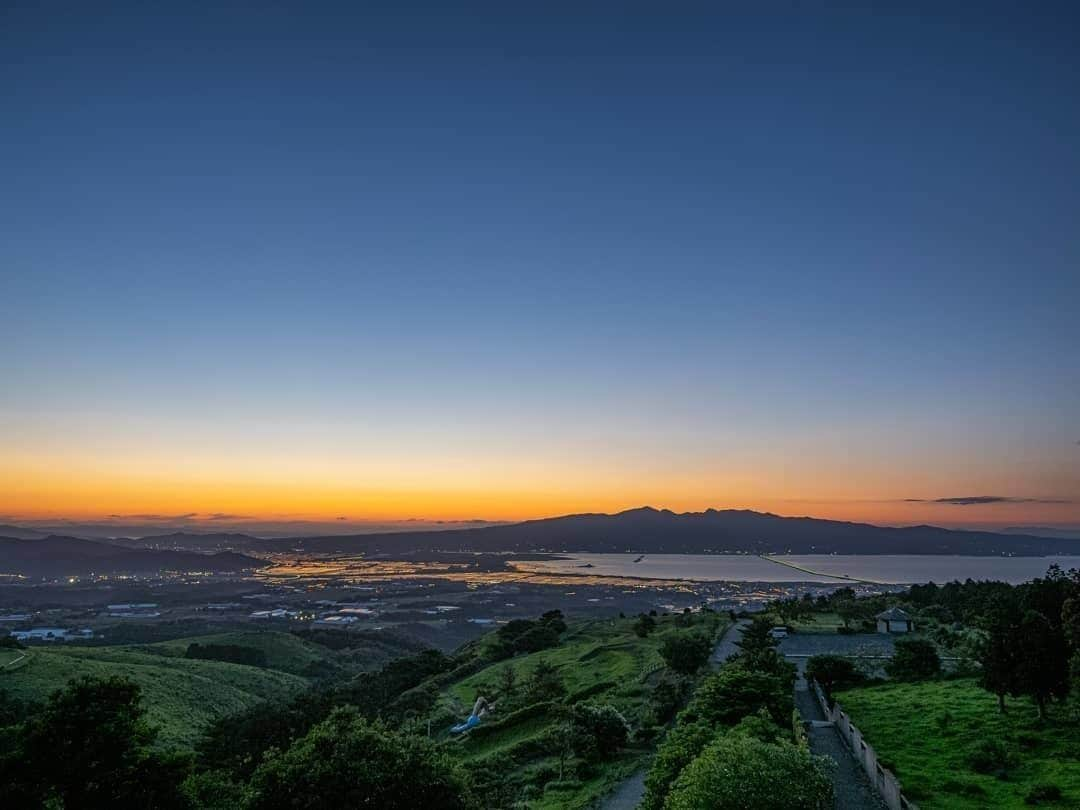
xmin=787 ymin=612 xmax=846 ymax=633
xmin=834 ymin=678 xmax=1080 ymax=808
xmin=0 ymin=634 xmax=316 ymax=748
xmin=443 ymin=613 xmax=727 ymax=808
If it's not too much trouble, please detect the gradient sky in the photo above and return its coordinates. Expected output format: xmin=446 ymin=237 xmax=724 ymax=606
xmin=2 ymin=3 xmax=1078 ymax=529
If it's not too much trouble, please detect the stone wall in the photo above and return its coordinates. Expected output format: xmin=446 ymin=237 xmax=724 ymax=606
xmin=811 ymin=680 xmax=918 ymax=810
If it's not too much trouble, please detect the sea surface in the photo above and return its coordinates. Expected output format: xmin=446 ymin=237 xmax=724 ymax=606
xmin=511 ymin=553 xmax=1079 ymax=585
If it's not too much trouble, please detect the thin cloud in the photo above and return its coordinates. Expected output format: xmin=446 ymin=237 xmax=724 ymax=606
xmin=107 ymin=512 xmax=198 ymax=521
xmin=905 ymin=496 xmax=1072 ymax=506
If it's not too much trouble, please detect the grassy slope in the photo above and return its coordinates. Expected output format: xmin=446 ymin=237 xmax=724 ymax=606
xmin=834 ymin=678 xmax=1080 ymax=808
xmin=443 ymin=614 xmax=727 ymax=809
xmin=0 ymin=635 xmax=316 ymax=748
xmin=150 ymin=630 xmax=329 ymax=675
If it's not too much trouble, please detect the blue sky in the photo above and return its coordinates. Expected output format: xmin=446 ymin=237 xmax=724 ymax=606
xmin=2 ymin=3 xmax=1078 ymax=527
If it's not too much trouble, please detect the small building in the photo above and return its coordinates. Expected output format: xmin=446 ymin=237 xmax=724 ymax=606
xmin=11 ymin=627 xmax=69 ymax=642
xmin=876 ymin=607 xmax=914 ymax=634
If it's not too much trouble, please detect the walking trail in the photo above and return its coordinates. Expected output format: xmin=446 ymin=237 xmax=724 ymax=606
xmin=793 ymin=668 xmax=886 ymax=809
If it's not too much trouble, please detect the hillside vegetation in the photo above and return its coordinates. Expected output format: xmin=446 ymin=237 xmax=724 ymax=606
xmin=0 ymin=629 xmax=426 ymax=748
xmin=441 ymin=613 xmax=726 ymax=808
xmin=835 ymin=678 xmax=1080 ymax=808
xmin=0 ymin=643 xmax=309 ymax=747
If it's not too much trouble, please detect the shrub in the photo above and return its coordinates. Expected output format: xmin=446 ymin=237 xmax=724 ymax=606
xmin=1025 ymin=783 xmax=1063 ymax=805
xmin=569 ymin=704 xmax=629 ymax=762
xmin=664 ymin=735 xmax=833 ymax=809
xmin=246 ymin=707 xmax=472 ymax=810
xmin=185 ymin=643 xmax=267 ymax=668
xmin=729 ymin=707 xmax=786 ymax=744
xmin=941 ymin=779 xmax=987 ymax=798
xmin=967 ymin=738 xmax=1018 ymax=778
xmin=680 ymin=665 xmax=792 ymax=728
xmin=648 ymin=672 xmax=685 ymax=724
xmin=660 ymin=632 xmax=713 ymax=675
xmin=634 ymin=613 xmax=657 ymax=638
xmin=805 ymin=655 xmax=864 ymax=703
xmin=641 ymin=721 xmax=715 ymax=810
xmin=885 ymin=639 xmax=941 ymax=681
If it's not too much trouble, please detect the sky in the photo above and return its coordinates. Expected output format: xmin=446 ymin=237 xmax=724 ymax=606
xmin=2 ymin=3 xmax=1078 ymax=531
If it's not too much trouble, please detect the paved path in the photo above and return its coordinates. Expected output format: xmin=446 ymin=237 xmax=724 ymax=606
xmin=793 ymin=665 xmax=886 ymax=809
xmin=599 ymin=620 xmax=748 ymax=810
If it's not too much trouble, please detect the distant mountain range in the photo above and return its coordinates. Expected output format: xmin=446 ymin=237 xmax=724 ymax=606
xmin=0 ymin=535 xmax=269 ymax=577
xmin=3 ymin=509 xmax=1079 ymax=560
xmin=280 ymin=507 xmax=1080 ymax=557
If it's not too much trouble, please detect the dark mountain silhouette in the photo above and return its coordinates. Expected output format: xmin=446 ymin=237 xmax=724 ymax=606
xmin=106 ymin=532 xmax=270 ymax=553
xmin=0 ymin=524 xmax=48 ymax=540
xmin=1000 ymin=526 xmax=1080 ymax=540
xmin=283 ymin=507 xmax=1080 ymax=557
xmin=0 ymin=535 xmax=269 ymax=577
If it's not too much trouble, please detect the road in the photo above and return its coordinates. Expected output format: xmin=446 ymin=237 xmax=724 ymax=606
xmin=599 ymin=619 xmax=748 ymax=810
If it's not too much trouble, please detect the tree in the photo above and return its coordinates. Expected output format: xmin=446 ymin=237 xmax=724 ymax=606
xmin=497 ymin=664 xmax=517 ymax=698
xmin=540 ymin=609 xmax=567 ymax=634
xmin=640 ymin=721 xmax=715 ymax=810
xmin=805 ymin=655 xmax=864 ymax=703
xmin=0 ymin=675 xmax=188 ymax=810
xmin=732 ymin=617 xmax=795 ymax=684
xmin=513 ymin=623 xmax=560 ymax=653
xmin=977 ymin=596 xmax=1021 ymax=712
xmin=634 ymin=613 xmax=657 ymax=638
xmin=660 ymin=632 xmax=713 ymax=675
xmin=524 ymin=659 xmax=566 ymax=703
xmin=773 ymin=597 xmax=812 ymax=625
xmin=569 ymin=703 xmax=629 ymax=762
xmin=885 ymin=638 xmax=941 ymax=681
xmin=664 ymin=735 xmax=833 ymax=810
xmin=1013 ymin=610 xmax=1069 ymax=720
xmin=681 ymin=665 xmax=793 ymax=728
xmin=735 ymin=616 xmax=779 ymax=657
xmin=246 ymin=707 xmax=473 ymax=810
xmin=836 ymin=598 xmax=871 ymax=631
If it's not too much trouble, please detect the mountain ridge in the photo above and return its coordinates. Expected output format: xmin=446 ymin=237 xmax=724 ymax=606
xmin=0 ymin=534 xmax=270 ymax=577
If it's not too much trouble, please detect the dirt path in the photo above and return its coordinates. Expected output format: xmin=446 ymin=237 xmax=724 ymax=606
xmin=598 ymin=620 xmax=748 ymax=810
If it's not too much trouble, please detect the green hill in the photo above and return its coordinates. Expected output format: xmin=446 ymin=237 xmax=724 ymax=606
xmin=150 ymin=630 xmax=331 ymax=675
xmin=440 ymin=613 xmax=727 ymax=809
xmin=1 ymin=643 xmax=310 ymax=748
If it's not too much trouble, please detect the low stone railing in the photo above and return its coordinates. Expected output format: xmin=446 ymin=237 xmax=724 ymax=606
xmin=810 ymin=679 xmax=918 ymax=810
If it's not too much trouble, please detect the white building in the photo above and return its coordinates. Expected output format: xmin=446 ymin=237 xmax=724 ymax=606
xmin=876 ymin=607 xmax=914 ymax=634
xmin=11 ymin=627 xmax=69 ymax=642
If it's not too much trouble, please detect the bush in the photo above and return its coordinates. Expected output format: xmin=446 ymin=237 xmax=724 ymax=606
xmin=680 ymin=665 xmax=793 ymax=728
xmin=664 ymin=734 xmax=834 ymax=809
xmin=1025 ymin=783 xmax=1063 ymax=805
xmin=805 ymin=655 xmax=864 ymax=703
xmin=648 ymin=672 xmax=685 ymax=724
xmin=185 ymin=643 xmax=268 ymax=667
xmin=641 ymin=721 xmax=715 ymax=810
xmin=246 ymin=707 xmax=472 ymax=810
xmin=634 ymin=613 xmax=657 ymax=638
xmin=660 ymin=632 xmax=713 ymax=675
xmin=569 ymin=704 xmax=629 ymax=762
xmin=885 ymin=639 xmax=941 ymax=681
xmin=967 ymin=738 xmax=1018 ymax=778
xmin=729 ymin=708 xmax=786 ymax=744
